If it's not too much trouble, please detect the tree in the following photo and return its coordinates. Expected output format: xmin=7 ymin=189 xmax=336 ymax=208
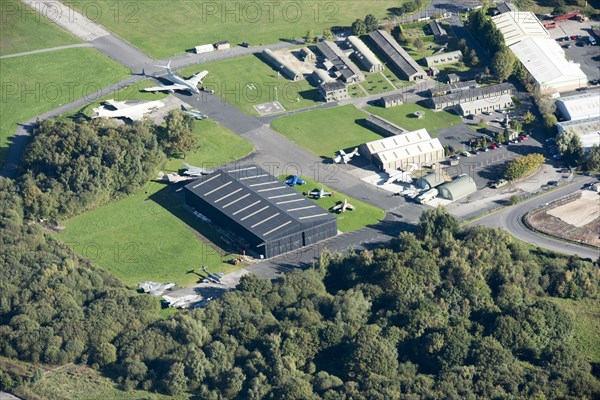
xmin=468 ymin=49 xmax=479 ymax=66
xmin=322 ymin=28 xmax=333 ymax=41
xmin=585 ymin=144 xmax=600 ymax=171
xmin=504 ymin=153 xmax=545 ymax=180
xmin=492 ymin=48 xmax=515 ymax=81
xmin=164 ymin=362 xmax=188 ymax=395
xmin=352 ymin=19 xmax=367 ymax=36
xmin=306 ymin=30 xmax=315 ymax=43
xmin=413 ymin=37 xmax=425 ymax=51
xmin=417 ymin=207 xmax=458 ymax=241
xmin=93 ymin=343 xmax=117 ymax=367
xmin=557 ymin=130 xmax=585 ymax=166
xmin=364 ymin=14 xmax=379 ymax=32
xmin=509 ymin=119 xmax=522 ymax=132
xmin=163 ymin=109 xmax=198 ymax=158
xmin=523 ymin=110 xmax=535 ymax=126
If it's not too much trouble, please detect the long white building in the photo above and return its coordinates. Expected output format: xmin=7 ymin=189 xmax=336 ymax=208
xmin=491 ymin=12 xmax=587 ymax=94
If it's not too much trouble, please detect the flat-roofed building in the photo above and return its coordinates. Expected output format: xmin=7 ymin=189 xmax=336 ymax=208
xmin=319 ymin=81 xmax=349 ymax=102
xmin=556 ymin=92 xmax=600 ymax=121
xmin=214 ymin=41 xmax=231 ymax=50
xmin=184 ymin=166 xmax=337 ymax=259
xmin=364 ymin=115 xmax=405 ymax=137
xmin=458 ymin=93 xmax=514 ymax=116
xmin=446 ymin=73 xmax=460 ymax=84
xmin=316 ymin=41 xmax=365 ymax=83
xmin=346 ymin=35 xmax=384 ymax=72
xmin=380 ymin=92 xmax=404 ymax=108
xmin=360 ymin=128 xmax=444 ymax=170
xmin=262 ymin=49 xmax=304 ymax=81
xmin=369 ymin=30 xmax=426 ymax=81
xmin=427 ymin=80 xmax=479 ymax=97
xmin=424 ymin=50 xmax=463 ymax=68
xmin=437 ymin=175 xmax=477 ymax=201
xmin=195 ymin=44 xmax=214 ymax=54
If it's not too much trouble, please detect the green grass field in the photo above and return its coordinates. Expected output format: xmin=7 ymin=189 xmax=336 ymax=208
xmin=283 ymin=176 xmax=384 ymax=232
xmin=348 ymin=83 xmax=366 ymax=98
xmin=0 ymin=0 xmax=80 ymax=56
xmin=15 ymin=364 xmax=189 ymax=400
xmin=359 ymin=72 xmax=397 ymax=95
xmin=179 ymin=54 xmax=320 ymax=116
xmin=550 ymin=297 xmax=600 ymax=364
xmin=0 ymin=48 xmax=130 ymax=163
xmin=62 ymin=0 xmax=405 ymax=59
xmin=56 ymin=120 xmax=253 ymax=287
xmin=270 ymin=105 xmax=382 ymax=158
xmin=365 ymin=103 xmax=461 ymax=132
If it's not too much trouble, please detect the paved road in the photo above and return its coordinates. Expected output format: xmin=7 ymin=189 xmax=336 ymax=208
xmin=472 ymin=177 xmax=599 ymax=259
xmin=0 ymin=43 xmax=93 ymax=59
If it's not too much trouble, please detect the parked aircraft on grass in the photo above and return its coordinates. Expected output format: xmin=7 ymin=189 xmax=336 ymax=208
xmin=285 ymin=175 xmax=306 ymax=186
xmin=144 ymin=61 xmax=208 ymax=94
xmin=330 ymin=199 xmax=355 ymax=213
xmin=309 ymin=187 xmax=332 ymax=199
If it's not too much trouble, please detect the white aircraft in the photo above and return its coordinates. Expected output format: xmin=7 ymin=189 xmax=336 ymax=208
xmin=309 ymin=187 xmax=332 ymax=199
xmin=384 ymin=169 xmax=413 ymax=184
xmin=182 ymin=163 xmax=215 ymax=176
xmin=334 ymin=147 xmax=359 ymax=164
xmin=331 ymin=199 xmax=355 ymax=213
xmin=144 ymin=61 xmax=208 ymax=94
xmin=92 ymin=99 xmax=165 ymax=121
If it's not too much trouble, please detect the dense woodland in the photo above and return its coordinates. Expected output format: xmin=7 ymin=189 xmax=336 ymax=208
xmin=0 ymin=118 xmax=599 ymax=398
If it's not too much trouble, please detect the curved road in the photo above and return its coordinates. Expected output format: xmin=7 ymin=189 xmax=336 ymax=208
xmin=473 ymin=179 xmax=599 ymax=260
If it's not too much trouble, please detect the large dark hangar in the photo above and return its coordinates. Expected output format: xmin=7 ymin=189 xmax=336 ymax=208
xmin=184 ymin=165 xmax=338 ymax=258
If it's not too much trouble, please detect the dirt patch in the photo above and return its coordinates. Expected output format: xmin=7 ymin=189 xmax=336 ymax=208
xmin=272 ymin=49 xmax=317 ymax=75
xmin=527 ymin=191 xmax=600 ymax=248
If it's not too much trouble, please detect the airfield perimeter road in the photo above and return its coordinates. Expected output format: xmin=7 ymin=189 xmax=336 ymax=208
xmin=472 ymin=177 xmax=599 ymax=260
xmin=6 ymin=0 xmax=596 ymax=291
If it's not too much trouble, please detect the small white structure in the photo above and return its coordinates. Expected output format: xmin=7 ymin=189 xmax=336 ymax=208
xmin=195 ymin=44 xmax=214 ymax=54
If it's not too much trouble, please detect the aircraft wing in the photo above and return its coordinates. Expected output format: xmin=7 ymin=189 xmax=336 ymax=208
xmin=143 ymin=83 xmax=188 ymax=92
xmin=338 ymin=149 xmax=347 ymax=156
xmin=104 ymin=99 xmax=126 ymax=109
xmin=345 ymin=203 xmax=355 ymax=210
xmin=309 ymin=190 xmax=320 ymax=196
xmin=333 ymin=155 xmax=343 ymax=164
xmin=188 ymin=70 xmax=208 ymax=87
xmin=331 ymin=203 xmax=342 ymax=211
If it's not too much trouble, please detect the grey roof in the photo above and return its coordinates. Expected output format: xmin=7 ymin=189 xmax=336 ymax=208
xmin=430 ymin=83 xmax=515 ymax=106
xmin=417 ymin=171 xmax=449 ymax=188
xmin=320 ymin=81 xmax=347 ymax=91
xmin=497 ymin=2 xmax=518 ymax=13
xmin=184 ymin=166 xmax=335 ymax=241
xmin=316 ymin=41 xmax=364 ymax=81
xmin=381 ymin=92 xmax=404 ymax=102
xmin=447 ymin=73 xmax=460 ymax=80
xmin=365 ymin=115 xmax=404 ymax=136
xmin=428 ymin=20 xmax=447 ymax=37
xmin=428 ymin=80 xmax=479 ymax=96
xmin=369 ymin=30 xmax=425 ymax=78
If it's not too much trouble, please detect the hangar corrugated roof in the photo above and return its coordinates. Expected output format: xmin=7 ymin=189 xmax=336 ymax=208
xmin=184 ymin=166 xmax=335 ymax=241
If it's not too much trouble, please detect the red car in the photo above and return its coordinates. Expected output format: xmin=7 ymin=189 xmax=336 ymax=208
xmin=519 ymin=135 xmax=527 ymax=140
xmin=570 ymin=35 xmax=578 ymax=40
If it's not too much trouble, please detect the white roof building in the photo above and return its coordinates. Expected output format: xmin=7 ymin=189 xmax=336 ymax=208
xmin=458 ymin=93 xmax=514 ymax=116
xmin=558 ymin=116 xmax=600 ymax=150
xmin=346 ymin=35 xmax=384 ymax=72
xmin=509 ymin=38 xmax=587 ymax=94
xmin=491 ymin=11 xmax=549 ymax=46
xmin=556 ymin=92 xmax=600 ymax=121
xmin=359 ymin=128 xmax=445 ymax=170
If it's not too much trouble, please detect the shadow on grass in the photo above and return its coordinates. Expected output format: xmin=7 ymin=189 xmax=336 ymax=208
xmin=148 ymin=182 xmax=237 ymax=257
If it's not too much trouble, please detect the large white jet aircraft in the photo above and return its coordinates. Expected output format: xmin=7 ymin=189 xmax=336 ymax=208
xmin=92 ymin=99 xmax=165 ymax=121
xmin=144 ymin=61 xmax=208 ymax=94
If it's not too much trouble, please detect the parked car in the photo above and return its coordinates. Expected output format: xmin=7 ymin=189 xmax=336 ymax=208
xmin=563 ymin=43 xmax=572 ymax=48
xmin=548 ymin=180 xmax=559 ymax=187
xmin=570 ymin=35 xmax=578 ymax=40
xmin=490 ymin=179 xmax=509 ymax=189
xmin=577 ymin=87 xmax=588 ymax=91
xmin=519 ymin=135 xmax=527 ymax=140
